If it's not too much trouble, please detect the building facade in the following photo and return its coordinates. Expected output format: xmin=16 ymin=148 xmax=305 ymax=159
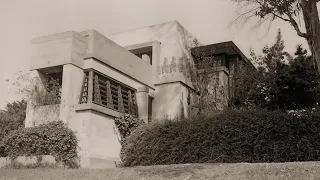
xmin=25 ymin=21 xmax=252 ymax=168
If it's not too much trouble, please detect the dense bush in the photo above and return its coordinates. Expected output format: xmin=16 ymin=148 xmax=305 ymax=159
xmin=0 ymin=100 xmax=27 ymax=157
xmin=1 ymin=121 xmax=79 ymax=168
xmin=122 ymin=109 xmax=320 ymax=167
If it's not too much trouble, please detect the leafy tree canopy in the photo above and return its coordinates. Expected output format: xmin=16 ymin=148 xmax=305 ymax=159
xmin=231 ymin=30 xmax=320 ymax=110
xmin=234 ymin=0 xmax=320 ymax=73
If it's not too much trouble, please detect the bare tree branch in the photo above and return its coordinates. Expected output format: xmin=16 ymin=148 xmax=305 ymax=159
xmin=232 ymin=0 xmax=320 ymax=73
xmin=282 ymin=1 xmax=308 ymax=38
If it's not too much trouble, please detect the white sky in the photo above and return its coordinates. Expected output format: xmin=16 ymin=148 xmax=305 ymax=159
xmin=0 ymin=0 xmax=310 ymax=109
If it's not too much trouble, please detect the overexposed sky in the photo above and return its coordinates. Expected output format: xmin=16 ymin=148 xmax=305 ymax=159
xmin=0 ymin=0 xmax=310 ymax=109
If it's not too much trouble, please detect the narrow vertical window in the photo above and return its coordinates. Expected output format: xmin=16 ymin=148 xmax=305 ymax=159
xmin=148 ymin=96 xmax=153 ymax=123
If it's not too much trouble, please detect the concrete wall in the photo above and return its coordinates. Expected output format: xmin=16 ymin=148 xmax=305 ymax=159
xmin=31 ymin=31 xmax=87 ymax=70
xmin=29 ymin=31 xmax=86 ymax=126
xmin=153 ymin=82 xmax=182 ymax=120
xmin=25 ymin=104 xmax=60 ymax=128
xmin=80 ymin=30 xmax=154 ymax=89
xmin=109 ymin=21 xmax=198 ymax=88
xmin=110 ymin=21 xmax=198 ymax=120
xmin=59 ymin=64 xmax=84 ymax=125
xmin=73 ymin=109 xmax=121 ymax=169
xmin=180 ymin=83 xmax=197 ymax=118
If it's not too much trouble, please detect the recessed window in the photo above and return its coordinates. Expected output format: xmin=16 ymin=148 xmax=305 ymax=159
xmin=129 ymin=46 xmax=153 ymax=65
xmin=46 ymin=72 xmax=63 ymax=99
xmin=39 ymin=66 xmax=63 ymax=100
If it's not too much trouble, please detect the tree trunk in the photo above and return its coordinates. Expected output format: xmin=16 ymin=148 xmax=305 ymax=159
xmin=301 ymin=0 xmax=320 ymax=72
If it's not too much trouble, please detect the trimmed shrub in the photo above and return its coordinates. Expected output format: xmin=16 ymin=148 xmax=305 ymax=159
xmin=122 ymin=109 xmax=320 ymax=167
xmin=2 ymin=121 xmax=79 ymax=168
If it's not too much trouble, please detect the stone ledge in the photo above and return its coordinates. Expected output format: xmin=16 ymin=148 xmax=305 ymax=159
xmin=75 ymin=103 xmax=120 ymax=118
xmin=154 ymin=73 xmax=195 ymax=89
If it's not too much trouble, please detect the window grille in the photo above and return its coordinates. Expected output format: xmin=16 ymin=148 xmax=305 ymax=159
xmin=79 ymin=70 xmax=138 ymax=117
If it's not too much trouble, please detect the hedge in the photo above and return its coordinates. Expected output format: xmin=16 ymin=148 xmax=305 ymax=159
xmin=122 ymin=109 xmax=320 ymax=167
xmin=1 ymin=121 xmax=79 ymax=168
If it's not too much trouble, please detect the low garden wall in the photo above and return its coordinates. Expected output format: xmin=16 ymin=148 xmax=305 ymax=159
xmin=0 ymin=155 xmax=56 ymax=168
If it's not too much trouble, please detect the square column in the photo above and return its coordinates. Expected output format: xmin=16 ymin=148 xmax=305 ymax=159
xmin=136 ymin=86 xmax=149 ymax=123
xmin=59 ymin=64 xmax=84 ymax=125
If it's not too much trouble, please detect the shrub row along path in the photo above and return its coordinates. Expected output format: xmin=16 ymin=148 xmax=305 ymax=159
xmin=1 ymin=162 xmax=320 ymax=180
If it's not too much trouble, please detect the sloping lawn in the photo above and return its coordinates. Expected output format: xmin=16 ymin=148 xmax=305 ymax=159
xmin=1 ymin=162 xmax=320 ymax=180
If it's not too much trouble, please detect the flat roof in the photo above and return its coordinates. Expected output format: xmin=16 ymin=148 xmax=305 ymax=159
xmin=191 ymin=41 xmax=251 ymax=65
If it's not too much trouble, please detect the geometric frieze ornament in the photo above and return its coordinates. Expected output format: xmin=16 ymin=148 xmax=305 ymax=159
xmin=179 ymin=57 xmax=184 ymax=73
xmin=163 ymin=57 xmax=169 ymax=74
xmin=156 ymin=56 xmax=198 ymax=78
xmin=186 ymin=61 xmax=191 ymax=78
xmin=162 ymin=57 xmax=167 ymax=74
xmin=157 ymin=65 xmax=162 ymax=75
xmin=170 ymin=56 xmax=177 ymax=73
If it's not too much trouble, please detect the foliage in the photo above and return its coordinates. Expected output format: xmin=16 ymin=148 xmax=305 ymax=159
xmin=121 ymin=108 xmax=320 ymax=167
xmin=29 ymin=78 xmax=61 ymax=108
xmin=231 ymin=30 xmax=320 ymax=110
xmin=0 ymin=100 xmax=27 ymax=157
xmin=1 ymin=121 xmax=79 ymax=168
xmin=188 ymin=42 xmax=229 ymax=115
xmin=231 ymin=30 xmax=285 ymax=109
xmin=12 ymin=71 xmax=61 ymax=108
xmin=114 ymin=114 xmax=145 ymax=141
xmin=234 ymin=0 xmax=320 ymax=73
xmin=193 ymin=59 xmax=229 ymax=113
xmin=272 ymin=45 xmax=320 ymax=109
xmin=114 ymin=114 xmax=145 ymax=166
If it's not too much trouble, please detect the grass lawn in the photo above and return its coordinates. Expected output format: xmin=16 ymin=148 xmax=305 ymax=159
xmin=1 ymin=162 xmax=320 ymax=180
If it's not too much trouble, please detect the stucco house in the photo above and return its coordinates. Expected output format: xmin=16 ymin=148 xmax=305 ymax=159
xmin=25 ymin=21 xmax=252 ymax=168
